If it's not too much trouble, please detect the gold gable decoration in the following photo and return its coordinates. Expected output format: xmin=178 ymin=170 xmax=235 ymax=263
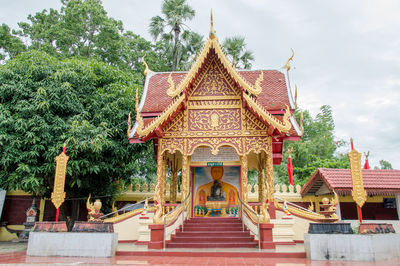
xmin=51 ymin=146 xmax=69 ymax=209
xmin=166 ymin=26 xmax=262 ymax=98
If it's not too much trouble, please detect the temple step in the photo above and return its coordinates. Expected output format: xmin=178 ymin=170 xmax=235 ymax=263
xmin=189 ymin=217 xmax=241 ymax=222
xmin=175 ymin=231 xmax=250 ymax=237
xmin=181 ymin=225 xmax=243 ymax=231
xmin=167 ymin=242 xmax=258 ymax=248
xmin=167 ymin=217 xmax=257 ymax=249
xmin=171 ymin=236 xmax=255 ymax=243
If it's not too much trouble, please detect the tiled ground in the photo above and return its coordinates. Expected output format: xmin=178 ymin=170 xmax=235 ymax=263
xmin=1 ymin=242 xmax=400 ymax=265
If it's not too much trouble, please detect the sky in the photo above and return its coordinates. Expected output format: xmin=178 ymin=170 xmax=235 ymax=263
xmin=1 ymin=0 xmax=399 ymax=169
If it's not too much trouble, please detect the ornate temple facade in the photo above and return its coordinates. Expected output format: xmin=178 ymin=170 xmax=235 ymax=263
xmin=128 ymin=22 xmax=302 ymax=225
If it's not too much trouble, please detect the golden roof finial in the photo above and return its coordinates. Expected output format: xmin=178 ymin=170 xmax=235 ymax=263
xmin=142 ymin=55 xmax=153 ymax=77
xmin=209 ymin=9 xmax=216 ymax=39
xmin=288 ymin=147 xmax=294 ymax=158
xmin=283 ymin=48 xmax=295 ymax=71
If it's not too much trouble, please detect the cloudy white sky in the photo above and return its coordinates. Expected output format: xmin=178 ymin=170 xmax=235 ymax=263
xmin=1 ymin=0 xmax=399 ymax=169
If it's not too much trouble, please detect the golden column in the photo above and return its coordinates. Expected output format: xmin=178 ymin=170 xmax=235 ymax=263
xmin=259 ymin=138 xmax=273 ymax=223
xmin=241 ymin=155 xmax=248 ymax=202
xmin=257 ymin=153 xmax=265 ymax=202
xmin=168 ymin=154 xmax=178 ymax=203
xmin=153 ymin=140 xmax=167 ymax=224
xmin=181 ymin=155 xmax=190 ymax=201
xmin=265 ymin=137 xmax=274 ymax=202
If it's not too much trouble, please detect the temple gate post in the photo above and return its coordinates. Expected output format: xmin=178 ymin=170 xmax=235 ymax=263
xmin=241 ymin=155 xmax=248 ymax=202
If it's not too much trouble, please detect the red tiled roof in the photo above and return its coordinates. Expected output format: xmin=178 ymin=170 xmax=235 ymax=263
xmin=141 ymin=70 xmax=290 ymax=114
xmin=301 ymin=168 xmax=400 ymax=196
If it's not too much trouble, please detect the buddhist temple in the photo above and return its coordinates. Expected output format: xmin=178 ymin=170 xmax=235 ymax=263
xmin=127 ymin=14 xmax=302 ymax=249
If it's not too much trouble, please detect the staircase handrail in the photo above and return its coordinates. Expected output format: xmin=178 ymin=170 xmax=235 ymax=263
xmin=274 ymin=195 xmax=326 ymax=220
xmin=163 ymin=192 xmax=191 ymax=250
xmin=238 ymin=193 xmax=260 ymax=251
xmin=274 ymin=195 xmax=319 ymax=214
xmin=100 ymin=196 xmax=153 ymax=219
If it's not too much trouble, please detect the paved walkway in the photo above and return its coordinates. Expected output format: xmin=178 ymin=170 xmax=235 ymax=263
xmin=1 ymin=242 xmax=400 ymax=265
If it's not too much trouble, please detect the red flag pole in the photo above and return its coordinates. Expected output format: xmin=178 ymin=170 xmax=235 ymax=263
xmin=287 ymin=156 xmax=293 ymax=186
xmin=287 ymin=147 xmax=294 ymax=186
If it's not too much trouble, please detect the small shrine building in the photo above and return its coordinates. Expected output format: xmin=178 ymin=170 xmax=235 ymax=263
xmin=128 ymin=21 xmax=302 ymax=225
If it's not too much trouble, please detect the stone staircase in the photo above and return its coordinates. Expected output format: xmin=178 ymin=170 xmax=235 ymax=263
xmin=167 ymin=217 xmax=258 ymax=248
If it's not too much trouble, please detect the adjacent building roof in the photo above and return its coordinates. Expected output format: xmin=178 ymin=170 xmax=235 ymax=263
xmin=301 ymin=168 xmax=400 ymax=196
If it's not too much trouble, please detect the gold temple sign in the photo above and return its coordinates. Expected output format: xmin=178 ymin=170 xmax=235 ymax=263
xmin=51 ymin=151 xmax=69 ymax=209
xmin=348 ymin=149 xmax=367 ymax=208
xmin=207 ymin=162 xmax=223 ymax=166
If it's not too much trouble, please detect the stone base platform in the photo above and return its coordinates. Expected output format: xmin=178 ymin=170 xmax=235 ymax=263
xmin=27 ymin=232 xmax=118 ymax=257
xmin=304 ymin=233 xmax=400 ymax=261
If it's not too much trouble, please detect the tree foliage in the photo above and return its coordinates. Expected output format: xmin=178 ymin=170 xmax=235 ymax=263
xmin=0 ymin=51 xmax=156 ymax=219
xmin=149 ymin=0 xmax=200 ymax=71
xmin=374 ymin=160 xmax=393 ymax=170
xmin=223 ymin=36 xmax=254 ymax=69
xmin=274 ymin=105 xmax=349 ymax=185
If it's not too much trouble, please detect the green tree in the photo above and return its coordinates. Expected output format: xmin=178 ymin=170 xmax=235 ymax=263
xmin=223 ymin=36 xmax=254 ymax=69
xmin=374 ymin=160 xmax=393 ymax=170
xmin=0 ymin=51 xmax=155 ymax=223
xmin=149 ymin=0 xmax=196 ymax=71
xmin=274 ymin=105 xmax=349 ymax=185
xmin=0 ymin=24 xmax=26 ymax=61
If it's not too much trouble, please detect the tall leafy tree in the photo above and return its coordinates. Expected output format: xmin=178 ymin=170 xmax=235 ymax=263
xmin=149 ymin=0 xmax=196 ymax=71
xmin=0 ymin=51 xmax=156 ymax=222
xmin=274 ymin=105 xmax=349 ymax=185
xmin=0 ymin=24 xmax=26 ymax=61
xmin=223 ymin=36 xmax=254 ymax=69
xmin=374 ymin=160 xmax=393 ymax=170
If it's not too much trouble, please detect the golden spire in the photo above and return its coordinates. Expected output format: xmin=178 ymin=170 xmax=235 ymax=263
xmin=209 ymin=9 xmax=216 ymax=39
xmin=283 ymin=48 xmax=294 ymax=71
xmin=142 ymin=55 xmax=153 ymax=77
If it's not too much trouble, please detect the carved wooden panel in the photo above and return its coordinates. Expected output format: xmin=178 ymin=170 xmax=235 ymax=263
xmin=189 ymin=52 xmax=238 ymax=97
xmin=243 ymin=109 xmax=269 ymax=131
xmin=188 ymin=109 xmax=241 ymax=131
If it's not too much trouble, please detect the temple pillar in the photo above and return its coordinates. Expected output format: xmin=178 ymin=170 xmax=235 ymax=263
xmin=168 ymin=154 xmax=178 ymax=203
xmin=265 ymin=138 xmax=274 ymax=202
xmin=181 ymin=155 xmax=190 ymax=201
xmin=258 ymin=169 xmax=264 ymax=202
xmin=241 ymin=155 xmax=248 ymax=202
xmin=152 ymin=141 xmax=166 ymax=224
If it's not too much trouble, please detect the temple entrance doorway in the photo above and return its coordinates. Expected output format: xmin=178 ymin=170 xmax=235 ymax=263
xmin=190 ymin=146 xmax=241 ymax=218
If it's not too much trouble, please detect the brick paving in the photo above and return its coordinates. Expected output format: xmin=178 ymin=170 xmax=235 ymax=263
xmin=1 ymin=242 xmax=400 ymax=265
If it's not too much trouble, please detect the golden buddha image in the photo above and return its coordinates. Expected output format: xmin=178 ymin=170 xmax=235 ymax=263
xmin=194 ymin=166 xmax=238 ymax=207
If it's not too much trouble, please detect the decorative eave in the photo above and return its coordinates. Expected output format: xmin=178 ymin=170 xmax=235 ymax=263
xmin=166 ymin=35 xmax=263 ymax=98
xmin=242 ymin=93 xmax=292 ymax=133
xmin=135 ymin=92 xmax=185 ymax=138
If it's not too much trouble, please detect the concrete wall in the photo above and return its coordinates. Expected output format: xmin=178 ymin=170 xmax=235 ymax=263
xmin=113 ymin=212 xmax=153 ymax=241
xmin=305 ymin=233 xmax=400 ymax=261
xmin=346 ymin=220 xmax=400 ymax=233
xmin=27 ymin=232 xmax=118 ymax=257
